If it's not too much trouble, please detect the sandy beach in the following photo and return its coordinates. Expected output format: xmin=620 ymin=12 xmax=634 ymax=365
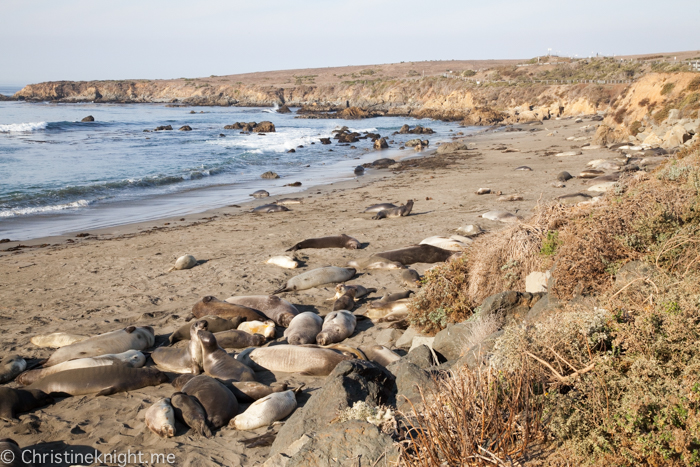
xmin=1 ymin=115 xmax=612 ymax=465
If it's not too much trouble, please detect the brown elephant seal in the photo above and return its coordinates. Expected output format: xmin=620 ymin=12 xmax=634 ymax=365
xmin=286 ymin=234 xmax=361 ymax=252
xmin=28 ymin=366 xmax=168 ymax=397
xmin=347 ymin=256 xmax=406 ymax=270
xmin=229 ymin=390 xmax=297 ymax=430
xmin=192 ymin=296 xmax=267 ymax=322
xmin=373 ymin=199 xmax=413 ymax=219
xmin=188 ymin=320 xmax=209 ymax=374
xmin=332 ymin=284 xmax=376 ymax=300
xmin=252 ymin=204 xmax=290 ymax=213
xmin=371 ymin=290 xmax=414 ymax=304
xmin=30 ymin=332 xmax=89 ymax=348
xmin=175 ymin=374 xmax=238 ymax=428
xmin=362 ymin=203 xmax=397 ymax=213
xmin=359 ymin=345 xmax=401 ymax=367
xmin=374 ymin=244 xmax=454 ymax=265
xmin=364 ymin=299 xmax=411 ymax=320
xmin=45 ymin=326 xmax=155 ymax=367
xmin=401 ymin=269 xmax=422 ymax=287
xmin=225 ymin=295 xmax=299 ymax=327
xmin=169 ymin=315 xmax=245 ymax=344
xmin=332 ymin=289 xmax=356 ymax=311
xmin=284 ymin=312 xmax=323 ymax=345
xmin=152 ymin=346 xmax=195 ymax=374
xmin=273 ymin=267 xmax=356 ymax=294
xmin=316 ymin=311 xmax=356 ymax=345
xmin=145 ymin=398 xmax=176 ymax=438
xmin=229 ymin=381 xmax=289 ymax=403
xmin=0 ymin=388 xmax=54 ymax=420
xmin=212 ymin=330 xmax=266 ymax=349
xmin=198 ymin=330 xmax=256 ymax=382
xmin=0 ymin=356 xmax=26 ymax=384
xmin=171 ymin=392 xmax=212 ymax=437
xmin=0 ymin=438 xmax=24 ymax=467
xmin=236 ymin=345 xmax=354 ymax=376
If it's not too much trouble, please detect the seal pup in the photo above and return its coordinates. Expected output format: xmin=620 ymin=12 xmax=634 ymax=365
xmin=0 ymin=356 xmax=26 ymax=384
xmin=225 ymin=295 xmax=299 ymax=327
xmin=168 ymin=254 xmax=197 ymax=272
xmin=145 ymin=398 xmax=176 ymax=438
xmin=229 ymin=381 xmax=289 ymax=403
xmin=354 ymin=166 xmax=364 ymax=175
xmin=188 ymin=320 xmax=208 ymax=375
xmin=371 ymin=290 xmax=414 ymax=304
xmin=515 ymin=166 xmax=532 ymax=171
xmin=237 ymin=345 xmax=354 ymax=376
xmin=252 ymin=204 xmax=290 ymax=213
xmin=198 ymin=330 xmax=257 ymax=382
xmin=250 ymin=190 xmax=269 ymax=199
xmin=151 ymin=346 xmax=196 ymax=374
xmin=347 ymin=256 xmax=406 ymax=270
xmin=171 ymin=392 xmax=212 ymax=437
xmin=266 ymin=255 xmax=298 ymax=269
xmin=192 ymin=296 xmax=267 ymax=322
xmin=0 ymin=388 xmax=54 ymax=420
xmin=284 ymin=312 xmax=323 ymax=345
xmin=274 ymin=198 xmax=303 ymax=205
xmin=316 ymin=311 xmax=356 ymax=345
xmin=286 ymin=234 xmax=361 ymax=252
xmin=358 ymin=345 xmax=401 ymax=367
xmin=45 ymin=326 xmax=155 ymax=367
xmin=374 ymin=244 xmax=454 ymax=265
xmin=0 ymin=439 xmax=23 ymax=467
xmin=455 ymin=224 xmax=484 ymax=237
xmin=401 ymin=269 xmax=422 ymax=287
xmin=419 ymin=236 xmax=471 ymax=251
xmin=364 ymin=299 xmax=411 ymax=320
xmin=481 ymin=210 xmax=520 ymax=223
xmin=169 ymin=315 xmax=245 ymax=344
xmin=579 ymin=169 xmax=605 ymax=179
xmin=212 ymin=330 xmax=266 ymax=349
xmin=238 ymin=320 xmax=276 ymax=339
xmin=273 ymin=267 xmax=355 ymax=294
xmin=332 ymin=289 xmax=356 ymax=311
xmin=363 ymin=203 xmax=397 ymax=213
xmin=373 ymin=200 xmax=414 ymax=219
xmin=229 ymin=390 xmax=297 ymax=431
xmin=175 ymin=374 xmax=238 ymax=428
xmin=330 ymin=284 xmax=377 ymax=300
xmin=31 ymin=332 xmax=89 ymax=348
xmin=29 ymin=366 xmax=168 ymax=397
xmin=17 ymin=350 xmax=146 ymax=386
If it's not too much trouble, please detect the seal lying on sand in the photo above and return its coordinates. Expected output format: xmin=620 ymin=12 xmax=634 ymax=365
xmin=363 ymin=203 xmax=397 ymax=213
xmin=238 ymin=320 xmax=276 ymax=339
xmin=152 ymin=346 xmax=196 ymax=374
xmin=30 ymin=332 xmax=89 ymax=348
xmin=284 ymin=312 xmax=323 ymax=345
xmin=229 ymin=390 xmax=297 ymax=431
xmin=316 ymin=311 xmax=356 ymax=345
xmin=373 ymin=200 xmax=414 ymax=219
xmin=266 ymin=255 xmax=298 ymax=269
xmin=169 ymin=315 xmax=245 ymax=344
xmin=45 ymin=326 xmax=155 ymax=367
xmin=237 ymin=345 xmax=354 ymax=376
xmin=145 ymin=398 xmax=176 ymax=438
xmin=192 ymin=296 xmax=267 ymax=322
xmin=364 ymin=299 xmax=411 ymax=320
xmin=174 ymin=374 xmax=238 ymax=428
xmin=0 ymin=356 xmax=26 ymax=384
xmin=481 ymin=210 xmax=520 ymax=223
xmin=168 ymin=254 xmax=197 ymax=272
xmin=419 ymin=235 xmax=471 ymax=251
xmin=198 ymin=330 xmax=257 ymax=382
xmin=0 ymin=388 xmax=54 ymax=420
xmin=286 ymin=234 xmax=361 ymax=252
xmin=225 ymin=295 xmax=299 ymax=327
xmin=347 ymin=256 xmax=406 ymax=270
xmin=171 ymin=392 xmax=212 ymax=437
xmin=331 ymin=284 xmax=376 ymax=300
xmin=333 ymin=289 xmax=356 ymax=311
xmin=252 ymin=204 xmax=290 ymax=213
xmin=401 ymin=269 xmax=421 ymax=287
xmin=358 ymin=345 xmax=401 ymax=367
xmin=273 ymin=267 xmax=355 ymax=294
xmin=29 ymin=366 xmax=168 ymax=397
xmin=374 ymin=244 xmax=454 ymax=265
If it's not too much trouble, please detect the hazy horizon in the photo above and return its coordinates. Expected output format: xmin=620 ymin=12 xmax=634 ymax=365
xmin=2 ymin=0 xmax=699 ymax=86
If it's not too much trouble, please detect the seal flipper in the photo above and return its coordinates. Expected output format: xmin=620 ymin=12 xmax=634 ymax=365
xmin=125 ymin=326 xmax=136 ymax=333
xmin=272 ymin=284 xmax=289 ymax=294
xmin=96 ymin=386 xmax=118 ymax=397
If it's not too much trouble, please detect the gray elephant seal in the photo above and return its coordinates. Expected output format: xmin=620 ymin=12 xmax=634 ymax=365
xmin=145 ymin=398 xmax=176 ymax=438
xmin=284 ymin=312 xmax=323 ymax=345
xmin=175 ymin=374 xmax=238 ymax=428
xmin=198 ymin=330 xmax=256 ymax=382
xmin=169 ymin=315 xmax=245 ymax=344
xmin=333 ymin=284 xmax=376 ymax=300
xmin=0 ymin=388 xmax=54 ymax=420
xmin=347 ymin=256 xmax=406 ymax=270
xmin=0 ymin=355 xmax=26 ymax=384
xmin=365 ymin=299 xmax=411 ymax=320
xmin=212 ymin=330 xmax=265 ymax=349
xmin=358 ymin=345 xmax=401 ymax=367
xmin=375 ymin=244 xmax=454 ymax=265
xmin=192 ymin=296 xmax=267 ymax=322
xmin=171 ymin=392 xmax=212 ymax=437
xmin=45 ymin=326 xmax=155 ymax=367
xmin=152 ymin=346 xmax=195 ymax=374
xmin=363 ymin=203 xmax=397 ymax=213
xmin=229 ymin=381 xmax=289 ymax=403
xmin=189 ymin=320 xmax=208 ymax=375
xmin=274 ymin=198 xmax=303 ymax=206
xmin=333 ymin=289 xmax=356 ymax=311
xmin=286 ymin=234 xmax=361 ymax=252
xmin=229 ymin=390 xmax=297 ymax=431
xmin=401 ymin=269 xmax=422 ymax=287
xmin=252 ymin=204 xmax=290 ymax=213
xmin=28 ymin=366 xmax=168 ymax=397
xmin=372 ymin=290 xmax=414 ymax=304
xmin=0 ymin=439 xmax=23 ymax=467
xmin=273 ymin=267 xmax=355 ymax=294
xmin=316 ymin=311 xmax=356 ymax=345
xmin=237 ymin=345 xmax=354 ymax=376
xmin=373 ymin=199 xmax=413 ymax=219
xmin=251 ymin=190 xmax=269 ymax=199
xmin=225 ymin=295 xmax=299 ymax=327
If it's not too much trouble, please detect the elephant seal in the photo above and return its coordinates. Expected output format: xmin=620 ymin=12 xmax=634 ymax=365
xmin=373 ymin=199 xmax=413 ymax=219
xmin=359 ymin=345 xmax=401 ymax=367
xmin=347 ymin=256 xmax=406 ymax=270
xmin=455 ymin=224 xmax=484 ymax=237
xmin=188 ymin=320 xmax=208 ymax=374
xmin=192 ymin=296 xmax=267 ymax=322
xmin=198 ymin=330 xmax=256 ymax=382
xmin=45 ymin=326 xmax=155 ymax=367
xmin=354 ymin=166 xmax=364 ymax=175
xmin=333 ymin=289 xmax=356 ymax=311
xmin=212 ymin=330 xmax=266 ymax=349
xmin=375 ymin=244 xmax=454 ymax=265
xmin=31 ymin=332 xmax=89 ymax=348
xmin=475 ymin=188 xmax=491 ymax=195
xmin=238 ymin=320 xmax=276 ymax=339
xmin=579 ymin=169 xmax=605 ymax=179
xmin=168 ymin=254 xmax=197 ymax=272
xmin=252 ymin=204 xmax=290 ymax=213
xmin=229 ymin=381 xmax=289 ymax=403
xmin=284 ymin=312 xmax=323 ymax=345
xmin=316 ymin=311 xmax=356 ymax=345
xmin=266 ymin=255 xmax=298 ymax=269
xmin=145 ymin=398 xmax=176 ymax=438
xmin=28 ymin=366 xmax=168 ymax=397
xmin=401 ymin=269 xmax=421 ymax=287
xmin=17 ymin=350 xmax=146 ymax=386
xmin=363 ymin=203 xmax=397 ymax=213
xmin=557 ymin=171 xmax=573 ymax=182
xmin=0 ymin=356 xmax=26 ymax=384
xmin=0 ymin=388 xmax=53 ymax=420
xmin=225 ymin=295 xmax=299 ymax=327
xmin=364 ymin=299 xmax=411 ymax=320
xmin=332 ymin=284 xmax=376 ymax=300
xmin=481 ymin=210 xmax=520 ymax=223
xmin=515 ymin=166 xmax=532 ymax=171
xmin=169 ymin=315 xmax=245 ymax=343
xmin=274 ymin=198 xmax=303 ymax=206
xmin=251 ymin=190 xmax=269 ymax=199
xmin=373 ymin=290 xmax=413 ymax=304
xmin=237 ymin=345 xmax=354 ymax=376
xmin=175 ymin=374 xmax=238 ymax=428
xmin=273 ymin=267 xmax=355 ymax=294
xmin=286 ymin=234 xmax=361 ymax=252
xmin=229 ymin=390 xmax=297 ymax=430
xmin=0 ymin=439 xmax=23 ymax=467
xmin=152 ymin=347 xmax=195 ymax=374
xmin=419 ymin=236 xmax=471 ymax=251
xmin=171 ymin=392 xmax=212 ymax=437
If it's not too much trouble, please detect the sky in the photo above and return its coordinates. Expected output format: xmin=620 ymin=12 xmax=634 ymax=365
xmin=1 ymin=0 xmax=699 ymax=85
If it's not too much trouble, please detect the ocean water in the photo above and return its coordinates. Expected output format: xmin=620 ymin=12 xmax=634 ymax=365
xmin=0 ymin=101 xmax=466 ymax=240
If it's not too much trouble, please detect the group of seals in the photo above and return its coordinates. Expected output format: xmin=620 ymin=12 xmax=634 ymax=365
xmin=372 ymin=199 xmax=414 ymax=219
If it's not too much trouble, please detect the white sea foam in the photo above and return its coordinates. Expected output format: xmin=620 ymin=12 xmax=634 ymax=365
xmin=208 ymin=127 xmax=332 ymax=153
xmin=0 ymin=200 xmax=90 ymax=217
xmin=0 ymin=121 xmax=48 ymax=133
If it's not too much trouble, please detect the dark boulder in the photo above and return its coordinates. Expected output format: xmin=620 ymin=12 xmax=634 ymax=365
xmin=154 ymin=125 xmax=173 ymax=131
xmin=320 ymin=138 xmax=331 ymax=145
xmin=178 ymin=125 xmax=192 ymax=131
xmin=557 ymin=171 xmax=573 ymax=182
xmin=277 ymin=104 xmax=292 ymax=114
xmin=371 ymin=158 xmax=395 ymax=168
xmin=253 ymin=121 xmax=276 ymax=133
xmin=261 ymin=171 xmax=280 ymax=179
xmin=373 ymin=137 xmax=389 ymax=150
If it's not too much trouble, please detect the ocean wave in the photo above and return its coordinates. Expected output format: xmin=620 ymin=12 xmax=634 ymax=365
xmin=0 ymin=122 xmax=48 ymax=133
xmin=0 ymin=200 xmax=90 ymax=217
